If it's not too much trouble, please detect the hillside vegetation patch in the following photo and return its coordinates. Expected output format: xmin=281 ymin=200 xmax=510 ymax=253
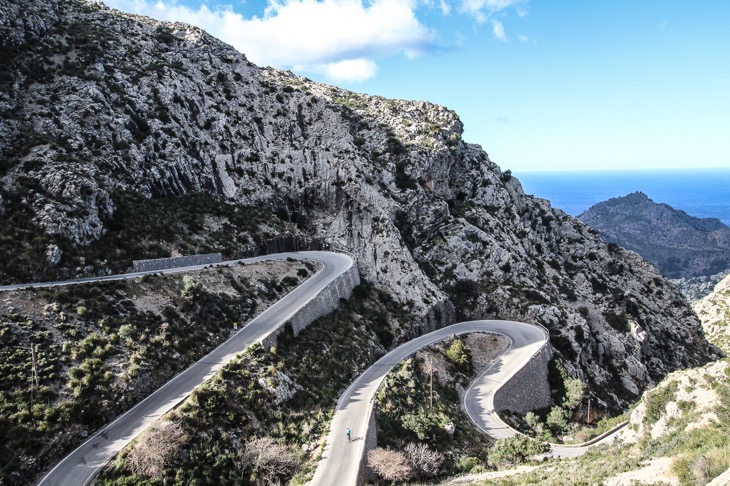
xmin=0 ymin=259 xmax=308 ymax=484
xmin=371 ymin=333 xmax=511 ymax=481
xmin=98 ymin=282 xmax=418 ymax=485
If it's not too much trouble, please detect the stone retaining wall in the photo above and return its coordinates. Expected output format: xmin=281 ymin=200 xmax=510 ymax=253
xmin=261 ymin=262 xmax=360 ymax=350
xmin=132 ymin=253 xmax=222 ymax=272
xmin=493 ymin=340 xmax=553 ymax=414
xmin=357 ymin=403 xmax=378 ymax=485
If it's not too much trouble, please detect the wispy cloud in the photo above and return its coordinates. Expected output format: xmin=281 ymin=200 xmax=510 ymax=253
xmin=438 ymin=0 xmax=452 ymax=16
xmin=493 ymin=114 xmax=510 ymax=124
xmin=459 ymin=0 xmax=526 ymax=24
xmin=104 ymin=0 xmax=436 ymax=83
xmin=492 ymin=20 xmax=506 ymax=41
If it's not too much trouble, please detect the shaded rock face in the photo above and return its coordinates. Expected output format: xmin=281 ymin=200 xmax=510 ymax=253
xmin=578 ymin=192 xmax=730 ymax=279
xmin=0 ymin=0 xmax=719 ymax=408
xmin=0 ymin=0 xmax=60 ymax=48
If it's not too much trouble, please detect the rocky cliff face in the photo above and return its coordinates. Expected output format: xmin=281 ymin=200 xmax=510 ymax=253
xmin=694 ymin=274 xmax=730 ymax=354
xmin=0 ymin=0 xmax=719 ymax=408
xmin=578 ymin=192 xmax=730 ymax=279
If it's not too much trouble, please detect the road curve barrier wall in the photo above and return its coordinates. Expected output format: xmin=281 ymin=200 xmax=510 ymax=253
xmin=132 ymin=253 xmax=222 ymax=272
xmin=493 ymin=339 xmax=553 ymax=414
xmin=357 ymin=402 xmax=379 ymax=485
xmin=262 ymin=261 xmax=361 ymax=350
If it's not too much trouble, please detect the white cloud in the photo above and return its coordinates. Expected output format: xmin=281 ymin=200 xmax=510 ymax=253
xmin=492 ymin=20 xmax=506 ymax=41
xmin=518 ymin=33 xmax=528 ymax=42
xmin=104 ymin=0 xmax=436 ymax=82
xmin=319 ymin=58 xmax=378 ymax=82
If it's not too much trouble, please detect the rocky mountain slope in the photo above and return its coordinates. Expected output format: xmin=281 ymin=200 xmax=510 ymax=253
xmin=671 ymin=270 xmax=730 ymax=303
xmin=454 ymin=358 xmax=730 ymax=485
xmin=614 ymin=358 xmax=730 ymax=486
xmin=694 ymin=274 xmax=730 ymax=353
xmin=0 ymin=0 xmax=718 ymax=416
xmin=578 ymin=192 xmax=730 ymax=279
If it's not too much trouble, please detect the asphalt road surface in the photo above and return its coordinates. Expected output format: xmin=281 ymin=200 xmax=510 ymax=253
xmin=309 ymin=320 xmax=547 ymax=486
xmin=463 ymin=321 xmax=547 ymax=440
xmin=33 ymin=251 xmax=354 ymax=486
xmin=548 ymin=424 xmax=627 ymax=457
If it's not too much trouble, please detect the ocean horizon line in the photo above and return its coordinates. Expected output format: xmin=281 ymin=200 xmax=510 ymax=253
xmin=516 ymin=168 xmax=730 ymax=226
xmin=514 ymin=166 xmax=730 ymax=175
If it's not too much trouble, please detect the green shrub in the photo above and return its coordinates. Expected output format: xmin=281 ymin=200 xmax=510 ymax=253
xmin=454 ymin=455 xmax=483 ymax=474
xmin=488 ymin=435 xmax=547 ymax=466
xmin=644 ymin=381 xmax=679 ymax=424
xmin=546 ymin=406 xmax=568 ymax=435
xmin=444 ymin=338 xmax=471 ymax=372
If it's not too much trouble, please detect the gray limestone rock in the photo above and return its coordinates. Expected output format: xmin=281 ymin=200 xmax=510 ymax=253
xmin=45 ymin=243 xmax=62 ymax=266
xmin=0 ymin=0 xmax=719 ymax=409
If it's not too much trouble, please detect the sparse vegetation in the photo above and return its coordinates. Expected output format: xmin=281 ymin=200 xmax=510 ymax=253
xmin=0 ymin=261 xmax=307 ymax=484
xmin=643 ymin=381 xmax=679 ymax=424
xmin=98 ymin=282 xmax=417 ymax=484
xmin=471 ymin=361 xmax=730 ymax=485
xmin=374 ymin=335 xmax=508 ymax=479
xmin=0 ymin=191 xmax=291 ymax=285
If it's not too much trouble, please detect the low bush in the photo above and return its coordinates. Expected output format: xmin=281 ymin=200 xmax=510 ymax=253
xmin=367 ymin=448 xmax=414 ymax=482
xmin=487 ymin=435 xmax=548 ymax=467
xmin=644 ymin=381 xmax=679 ymax=424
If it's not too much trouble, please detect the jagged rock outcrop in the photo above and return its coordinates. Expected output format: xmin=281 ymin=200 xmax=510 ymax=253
xmin=578 ymin=192 xmax=730 ymax=279
xmin=0 ymin=0 xmax=719 ymax=409
xmin=694 ymin=274 xmax=730 ymax=354
xmin=0 ymin=0 xmax=61 ymax=48
xmin=671 ymin=270 xmax=730 ymax=303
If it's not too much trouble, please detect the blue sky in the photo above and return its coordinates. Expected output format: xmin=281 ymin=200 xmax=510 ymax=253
xmin=104 ymin=0 xmax=730 ymax=172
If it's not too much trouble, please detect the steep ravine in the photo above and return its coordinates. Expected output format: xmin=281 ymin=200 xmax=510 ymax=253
xmin=0 ymin=0 xmax=718 ymax=419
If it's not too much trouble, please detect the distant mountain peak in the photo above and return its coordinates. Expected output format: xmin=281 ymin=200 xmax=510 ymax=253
xmin=579 ymin=193 xmax=730 ymax=279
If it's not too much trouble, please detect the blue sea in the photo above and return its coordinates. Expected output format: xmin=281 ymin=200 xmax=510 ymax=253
xmin=515 ymin=168 xmax=730 ymax=227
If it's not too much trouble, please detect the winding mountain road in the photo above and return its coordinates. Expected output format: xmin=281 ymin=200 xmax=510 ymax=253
xmin=311 ymin=319 xmax=627 ymax=485
xmin=310 ymin=320 xmax=548 ymax=486
xmin=28 ymin=251 xmax=355 ymax=486
xmin=7 ymin=253 xmax=624 ymax=485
